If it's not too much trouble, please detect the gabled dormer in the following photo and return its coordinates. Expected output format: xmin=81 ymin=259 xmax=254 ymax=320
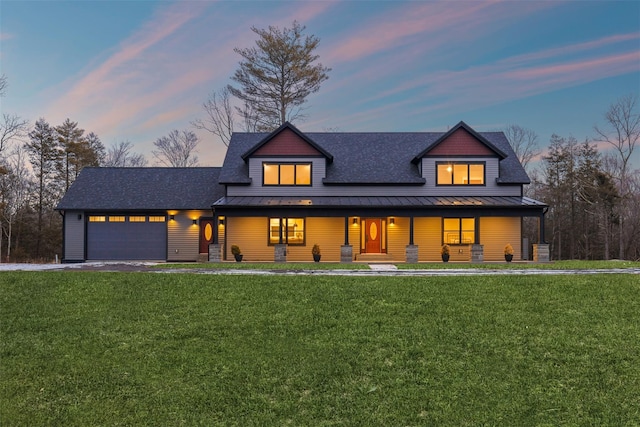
xmin=241 ymin=122 xmax=333 ymax=161
xmin=411 ymin=121 xmax=523 ymax=196
xmin=225 ymin=122 xmax=333 ymax=195
xmin=412 ymin=121 xmax=507 ymax=162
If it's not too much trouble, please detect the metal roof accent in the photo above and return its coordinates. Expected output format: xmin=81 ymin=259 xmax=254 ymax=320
xmin=213 ymin=195 xmax=547 ymax=208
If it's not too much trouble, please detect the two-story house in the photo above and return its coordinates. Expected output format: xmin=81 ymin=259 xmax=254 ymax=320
xmin=56 ymin=121 xmax=548 ymax=263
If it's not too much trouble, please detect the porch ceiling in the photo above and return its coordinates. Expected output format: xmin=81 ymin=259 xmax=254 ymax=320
xmin=213 ymin=195 xmax=547 ymax=208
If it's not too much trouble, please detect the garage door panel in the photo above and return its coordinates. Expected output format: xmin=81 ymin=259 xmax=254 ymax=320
xmin=87 ymin=222 xmax=166 ymax=260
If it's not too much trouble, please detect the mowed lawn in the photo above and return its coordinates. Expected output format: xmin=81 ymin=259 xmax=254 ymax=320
xmin=1 ymin=272 xmax=639 ymax=426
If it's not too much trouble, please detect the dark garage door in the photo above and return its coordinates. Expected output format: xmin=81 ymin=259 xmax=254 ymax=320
xmin=87 ymin=220 xmax=167 ymax=260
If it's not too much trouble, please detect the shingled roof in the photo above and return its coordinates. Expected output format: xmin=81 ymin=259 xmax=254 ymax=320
xmin=56 ymin=167 xmax=224 ymax=211
xmin=218 ymin=123 xmax=530 ymax=185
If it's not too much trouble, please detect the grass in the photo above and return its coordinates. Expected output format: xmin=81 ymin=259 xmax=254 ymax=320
xmin=2 ymin=271 xmax=639 ymax=425
xmin=158 ymin=259 xmax=640 ymax=271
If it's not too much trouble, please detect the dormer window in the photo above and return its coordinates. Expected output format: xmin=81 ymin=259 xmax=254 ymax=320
xmin=263 ymin=162 xmax=311 ymax=186
xmin=436 ymin=162 xmax=485 ymax=185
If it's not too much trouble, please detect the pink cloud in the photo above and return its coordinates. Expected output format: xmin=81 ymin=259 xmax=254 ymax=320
xmin=326 ymin=0 xmax=554 ymax=64
xmin=44 ymin=1 xmax=210 ymax=124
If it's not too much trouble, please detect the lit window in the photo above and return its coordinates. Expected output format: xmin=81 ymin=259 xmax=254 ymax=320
xmin=88 ymin=216 xmax=106 ymax=222
xmin=149 ymin=216 xmax=166 ymax=222
xmin=268 ymin=217 xmax=305 ymax=245
xmin=437 ymin=163 xmax=485 ymax=185
xmin=443 ymin=218 xmax=475 ymax=244
xmin=109 ymin=216 xmax=125 ymax=222
xmin=263 ymin=163 xmax=311 ymax=186
xmin=129 ymin=216 xmax=146 ymax=222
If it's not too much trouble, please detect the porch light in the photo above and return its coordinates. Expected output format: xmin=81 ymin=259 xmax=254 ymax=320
xmin=169 ymin=215 xmax=175 ymax=221
xmin=219 ymin=217 xmax=225 ymax=225
xmin=390 ymin=217 xmax=395 ymax=225
xmin=192 ymin=219 xmax=197 ymax=225
xmin=353 ymin=217 xmax=358 ymax=225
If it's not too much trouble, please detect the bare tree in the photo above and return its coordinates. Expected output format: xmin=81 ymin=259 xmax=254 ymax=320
xmin=152 ymin=130 xmax=199 ymax=167
xmin=228 ymin=21 xmax=330 ymax=131
xmin=192 ymin=87 xmax=235 ymax=147
xmin=594 ymin=93 xmax=640 ymax=259
xmin=0 ymin=114 xmax=29 ymax=156
xmin=103 ymin=141 xmax=148 ymax=167
xmin=503 ymin=124 xmax=540 ymax=171
xmin=0 ymin=146 xmax=32 ymax=261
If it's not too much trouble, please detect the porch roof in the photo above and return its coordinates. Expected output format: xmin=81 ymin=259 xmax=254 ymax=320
xmin=213 ymin=195 xmax=547 ymax=209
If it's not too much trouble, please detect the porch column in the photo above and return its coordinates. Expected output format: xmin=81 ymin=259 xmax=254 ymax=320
xmin=533 ymin=244 xmax=550 ymax=263
xmin=341 ymin=216 xmax=353 ymax=263
xmin=274 ymin=244 xmax=287 ymax=263
xmin=344 ymin=216 xmax=349 ymax=245
xmin=409 ymin=216 xmax=414 ymax=245
xmin=406 ymin=216 xmax=418 ymax=263
xmin=213 ymin=214 xmax=218 ymax=244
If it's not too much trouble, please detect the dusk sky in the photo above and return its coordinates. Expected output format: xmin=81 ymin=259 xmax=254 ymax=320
xmin=2 ymin=0 xmax=639 ymax=167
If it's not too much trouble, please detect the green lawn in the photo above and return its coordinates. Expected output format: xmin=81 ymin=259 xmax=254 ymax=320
xmin=2 ymin=272 xmax=639 ymax=425
xmin=158 ymin=259 xmax=640 ymax=271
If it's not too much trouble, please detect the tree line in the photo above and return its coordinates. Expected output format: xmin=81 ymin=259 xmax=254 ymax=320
xmin=0 ymin=21 xmax=638 ymax=262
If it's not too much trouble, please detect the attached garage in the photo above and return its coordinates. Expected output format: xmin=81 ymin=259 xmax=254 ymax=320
xmin=56 ymin=167 xmax=224 ymax=262
xmin=86 ymin=215 xmax=167 ymax=260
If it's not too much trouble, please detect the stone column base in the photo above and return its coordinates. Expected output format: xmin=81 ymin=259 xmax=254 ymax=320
xmin=341 ymin=245 xmax=353 ymax=263
xmin=208 ymin=243 xmax=221 ymax=262
xmin=274 ymin=244 xmax=287 ymax=263
xmin=533 ymin=244 xmax=550 ymax=263
xmin=405 ymin=244 xmax=418 ymax=263
xmin=471 ymin=244 xmax=484 ymax=263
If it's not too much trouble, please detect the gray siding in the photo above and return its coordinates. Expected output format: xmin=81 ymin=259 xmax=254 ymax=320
xmin=421 ymin=157 xmax=521 ymax=197
xmin=64 ymin=210 xmax=85 ymax=261
xmin=226 ymin=156 xmax=521 ymax=197
xmin=167 ymin=210 xmax=207 ymax=261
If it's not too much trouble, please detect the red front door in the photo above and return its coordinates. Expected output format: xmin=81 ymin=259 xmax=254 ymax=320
xmin=365 ymin=219 xmax=382 ymax=253
xmin=199 ymin=219 xmax=214 ymax=253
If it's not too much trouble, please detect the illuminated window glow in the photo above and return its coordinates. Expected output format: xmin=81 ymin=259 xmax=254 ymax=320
xmin=269 ymin=217 xmax=305 ymax=245
xmin=149 ymin=216 xmax=166 ymax=222
xmin=443 ymin=218 xmax=475 ymax=244
xmin=437 ymin=162 xmax=485 ymax=185
xmin=129 ymin=216 xmax=146 ymax=222
xmin=109 ymin=216 xmax=125 ymax=222
xmin=88 ymin=216 xmax=106 ymax=222
xmin=263 ymin=163 xmax=311 ymax=186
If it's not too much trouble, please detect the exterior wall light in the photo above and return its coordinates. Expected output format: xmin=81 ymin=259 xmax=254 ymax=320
xmin=219 ymin=218 xmax=225 ymax=225
xmin=353 ymin=217 xmax=358 ymax=225
xmin=169 ymin=215 xmax=175 ymax=221
xmin=390 ymin=217 xmax=395 ymax=225
xmin=192 ymin=219 xmax=197 ymax=225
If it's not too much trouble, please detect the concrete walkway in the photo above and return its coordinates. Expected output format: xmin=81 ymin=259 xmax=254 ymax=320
xmin=0 ymin=262 xmax=638 ymax=276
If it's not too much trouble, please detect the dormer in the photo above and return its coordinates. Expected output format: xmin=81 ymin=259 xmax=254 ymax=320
xmin=238 ymin=122 xmax=332 ymax=191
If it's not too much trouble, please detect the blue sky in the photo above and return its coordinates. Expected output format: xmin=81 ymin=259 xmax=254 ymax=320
xmin=1 ymin=0 xmax=639 ymax=167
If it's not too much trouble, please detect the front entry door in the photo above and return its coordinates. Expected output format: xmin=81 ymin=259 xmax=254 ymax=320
xmin=365 ymin=219 xmax=382 ymax=253
xmin=199 ymin=219 xmax=214 ymax=253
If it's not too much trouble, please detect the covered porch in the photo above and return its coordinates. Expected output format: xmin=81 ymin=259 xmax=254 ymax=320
xmin=210 ymin=195 xmax=549 ymax=263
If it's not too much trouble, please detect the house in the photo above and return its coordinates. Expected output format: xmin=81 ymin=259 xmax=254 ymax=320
xmin=57 ymin=121 xmax=549 ymax=263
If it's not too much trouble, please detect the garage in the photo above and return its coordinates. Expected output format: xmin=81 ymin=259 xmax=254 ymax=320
xmin=86 ymin=215 xmax=167 ymax=260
